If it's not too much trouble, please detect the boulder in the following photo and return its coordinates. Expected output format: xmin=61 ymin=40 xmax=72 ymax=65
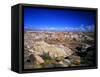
xmin=30 ymin=54 xmax=44 ymax=64
xmin=64 ymin=59 xmax=71 ymax=65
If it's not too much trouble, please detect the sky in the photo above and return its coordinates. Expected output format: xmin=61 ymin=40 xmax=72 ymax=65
xmin=24 ymin=7 xmax=96 ymax=32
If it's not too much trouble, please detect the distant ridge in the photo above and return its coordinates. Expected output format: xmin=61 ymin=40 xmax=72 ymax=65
xmin=24 ymin=25 xmax=94 ymax=32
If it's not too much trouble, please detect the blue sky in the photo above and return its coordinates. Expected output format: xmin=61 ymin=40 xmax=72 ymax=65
xmin=24 ymin=7 xmax=95 ymax=32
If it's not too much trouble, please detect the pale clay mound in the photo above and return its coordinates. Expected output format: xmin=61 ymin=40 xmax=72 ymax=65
xmin=32 ymin=41 xmax=73 ymax=58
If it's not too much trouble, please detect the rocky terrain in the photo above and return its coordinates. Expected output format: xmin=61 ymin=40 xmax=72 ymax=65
xmin=24 ymin=31 xmax=94 ymax=69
